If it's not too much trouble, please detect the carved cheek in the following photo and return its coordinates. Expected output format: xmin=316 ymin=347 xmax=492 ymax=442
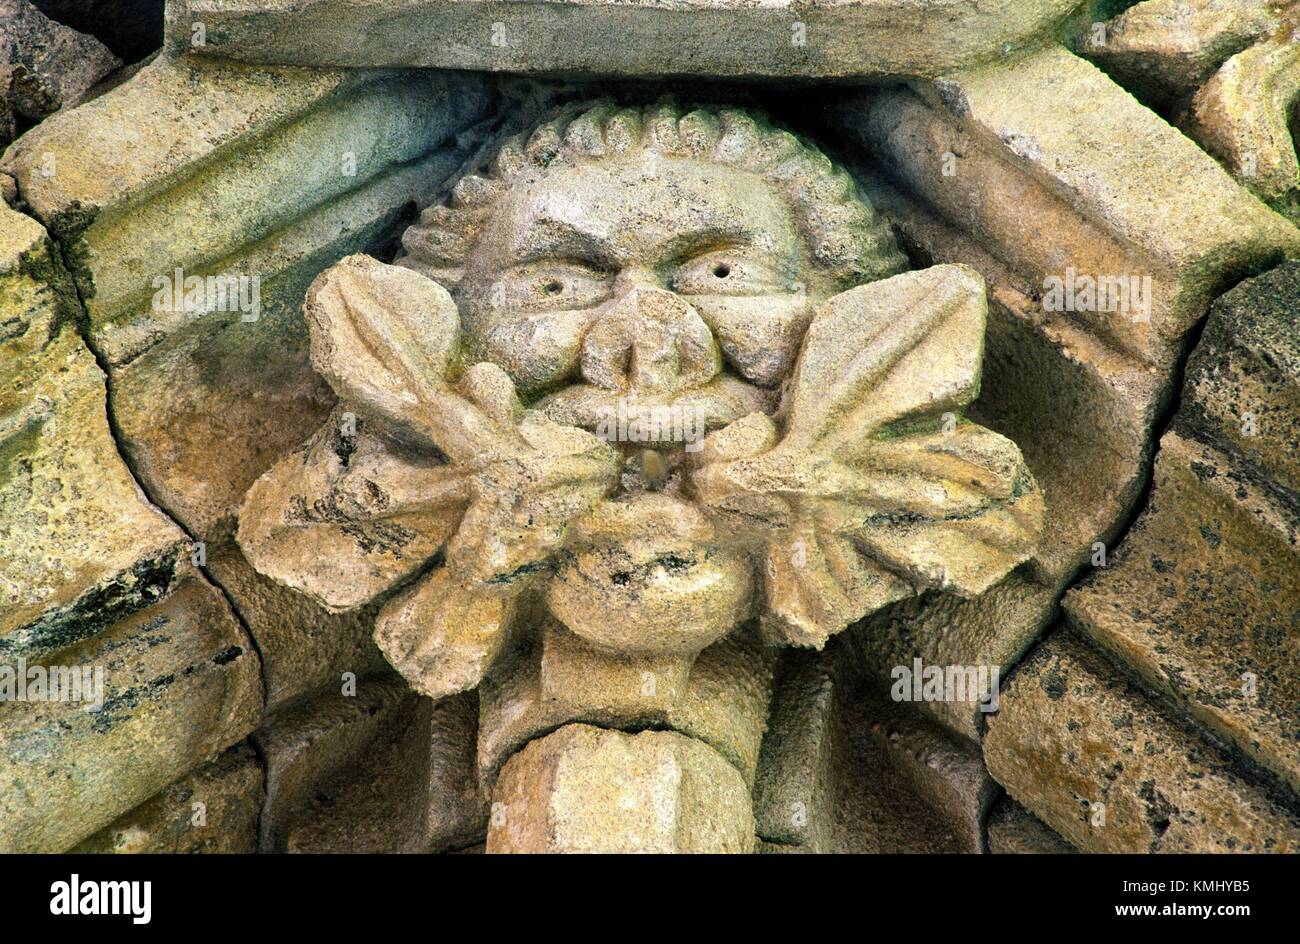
xmin=471 ymin=308 xmax=598 ymax=394
xmin=693 ymin=294 xmax=815 ymax=388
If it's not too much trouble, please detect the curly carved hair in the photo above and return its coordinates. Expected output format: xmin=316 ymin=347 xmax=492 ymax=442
xmin=397 ymin=99 xmax=907 ymax=292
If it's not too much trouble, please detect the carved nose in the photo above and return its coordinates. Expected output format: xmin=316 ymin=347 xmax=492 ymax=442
xmin=581 ymin=287 xmax=720 ymax=394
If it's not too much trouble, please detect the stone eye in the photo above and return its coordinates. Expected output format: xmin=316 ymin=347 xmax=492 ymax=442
xmin=672 ymin=253 xmax=785 ymax=297
xmin=497 ymin=264 xmax=612 ymax=312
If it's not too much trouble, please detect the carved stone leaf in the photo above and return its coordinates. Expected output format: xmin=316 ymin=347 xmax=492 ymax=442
xmin=740 ymin=429 xmax=1041 ymax=646
xmin=781 ymin=264 xmax=986 ymax=458
xmin=373 ymin=567 xmax=521 ymax=700
xmin=692 ymin=263 xmax=1041 ymax=647
xmin=844 ymin=423 xmax=1039 ymax=519
xmin=695 ymin=423 xmax=1024 ymax=522
xmin=305 ymin=254 xmax=516 ymax=463
xmin=857 ymin=423 xmax=1027 ymax=492
xmin=306 ymin=254 xmax=455 ymax=432
xmin=752 ymin=422 xmax=1040 ymax=641
xmin=854 ymin=492 xmax=1043 ymax=596
xmin=447 ymin=413 xmax=622 ymax=584
xmin=763 ymin=516 xmax=911 ymax=649
xmin=848 ymin=422 xmax=1044 ymax=595
xmin=241 ymin=253 xmax=622 ymax=701
xmin=236 ymin=418 xmax=461 ymax=612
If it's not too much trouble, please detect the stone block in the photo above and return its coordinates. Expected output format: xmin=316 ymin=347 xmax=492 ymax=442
xmin=1188 ymin=34 xmax=1300 ymax=223
xmin=206 ymin=541 xmax=386 ymax=712
xmin=1064 ymin=262 xmax=1300 ymax=795
xmin=3 ymin=57 xmax=493 ymax=719
xmin=1 ymin=0 xmax=120 ymax=146
xmin=0 ymin=575 xmax=263 ymax=852
xmin=2 ymin=203 xmax=261 ymax=852
xmin=5 ymin=55 xmax=492 ymax=538
xmin=1176 ymin=261 xmax=1300 ymax=498
xmin=753 ymin=646 xmax=988 ymax=852
xmin=485 ymin=723 xmax=754 ymax=854
xmin=1066 ymin=432 xmax=1300 ymax=796
xmin=1 ymin=203 xmax=185 ymax=654
xmin=73 ymin=742 xmax=263 ymax=853
xmin=985 ymin=630 xmax=1300 ymax=853
xmin=1082 ymin=0 xmax=1280 ymax=108
xmin=836 ymin=46 xmax=1298 ymax=366
xmin=253 ymin=674 xmax=410 ymax=851
xmin=164 ymin=0 xmax=1085 ymax=79
xmin=1078 ymin=1 xmax=1300 ymax=222
xmin=286 ymin=691 xmax=488 ymax=853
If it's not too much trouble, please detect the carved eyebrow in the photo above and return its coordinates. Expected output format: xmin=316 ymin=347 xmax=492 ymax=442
xmin=508 ymin=217 xmax=620 ymax=269
xmin=660 ymin=229 xmax=756 ymax=264
xmin=509 ymin=216 xmax=788 ymax=270
xmin=665 ymin=231 xmax=792 ymax=267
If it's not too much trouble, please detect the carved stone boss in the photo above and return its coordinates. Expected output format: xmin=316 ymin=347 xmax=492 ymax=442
xmin=237 ymin=100 xmax=1043 ymax=851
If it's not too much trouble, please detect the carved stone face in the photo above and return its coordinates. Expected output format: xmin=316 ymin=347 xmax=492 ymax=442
xmin=454 ymin=153 xmax=827 ymax=429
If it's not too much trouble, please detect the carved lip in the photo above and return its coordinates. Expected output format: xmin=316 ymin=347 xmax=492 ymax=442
xmin=533 ymin=375 xmax=777 ymax=441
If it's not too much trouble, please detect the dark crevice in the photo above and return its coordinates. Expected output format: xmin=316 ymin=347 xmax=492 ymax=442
xmin=244 ymin=733 xmax=273 ymax=853
xmin=31 ymin=0 xmax=165 ymax=64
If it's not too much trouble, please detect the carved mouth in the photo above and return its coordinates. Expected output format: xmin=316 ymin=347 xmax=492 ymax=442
xmin=532 ymin=374 xmax=777 ymax=446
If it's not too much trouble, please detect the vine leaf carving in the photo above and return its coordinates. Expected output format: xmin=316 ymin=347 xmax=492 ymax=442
xmin=692 ymin=265 xmax=1043 ymax=648
xmin=238 ymin=255 xmax=620 ymax=698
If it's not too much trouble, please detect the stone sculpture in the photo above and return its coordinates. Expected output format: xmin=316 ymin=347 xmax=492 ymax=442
xmin=236 ymin=100 xmax=1043 ymax=851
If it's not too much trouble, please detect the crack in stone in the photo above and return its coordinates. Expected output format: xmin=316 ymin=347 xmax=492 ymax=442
xmin=17 ymin=184 xmax=274 ymax=717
